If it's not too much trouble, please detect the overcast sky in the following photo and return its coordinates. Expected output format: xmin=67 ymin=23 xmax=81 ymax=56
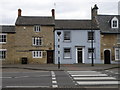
xmin=0 ymin=0 xmax=119 ymax=25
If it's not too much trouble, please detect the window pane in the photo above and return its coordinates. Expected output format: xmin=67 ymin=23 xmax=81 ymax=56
xmin=0 ymin=50 xmax=6 ymax=59
xmin=115 ymin=48 xmax=120 ymax=60
xmin=64 ymin=48 xmax=71 ymax=58
xmin=0 ymin=35 xmax=6 ymax=43
xmin=32 ymin=37 xmax=42 ymax=46
xmin=32 ymin=51 xmax=42 ymax=58
xmin=88 ymin=32 xmax=94 ymax=40
xmin=88 ymin=48 xmax=95 ymax=58
xmin=34 ymin=26 xmax=40 ymax=32
xmin=64 ymin=31 xmax=70 ymax=41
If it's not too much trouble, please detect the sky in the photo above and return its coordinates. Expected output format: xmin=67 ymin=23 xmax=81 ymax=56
xmin=0 ymin=0 xmax=119 ymax=25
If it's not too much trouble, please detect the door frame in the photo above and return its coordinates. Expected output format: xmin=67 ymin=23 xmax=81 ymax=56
xmin=76 ymin=47 xmax=84 ymax=63
xmin=103 ymin=49 xmax=111 ymax=64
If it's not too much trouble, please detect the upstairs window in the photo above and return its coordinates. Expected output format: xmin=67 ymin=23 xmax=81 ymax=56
xmin=88 ymin=31 xmax=95 ymax=41
xmin=113 ymin=20 xmax=117 ymax=27
xmin=32 ymin=37 xmax=42 ymax=46
xmin=34 ymin=25 xmax=40 ymax=32
xmin=0 ymin=49 xmax=6 ymax=60
xmin=111 ymin=17 xmax=119 ymax=28
xmin=0 ymin=34 xmax=7 ymax=44
xmin=64 ymin=31 xmax=71 ymax=42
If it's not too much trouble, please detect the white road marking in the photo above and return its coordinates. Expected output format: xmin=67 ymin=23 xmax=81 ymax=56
xmin=0 ymin=77 xmax=12 ymax=79
xmin=52 ymin=77 xmax=56 ymax=80
xmin=68 ymin=70 xmax=119 ymax=86
xmin=71 ymin=74 xmax=108 ymax=77
xmin=52 ymin=85 xmax=58 ymax=88
xmin=51 ymin=71 xmax=58 ymax=88
xmin=68 ymin=71 xmax=101 ymax=74
xmin=14 ymin=76 xmax=29 ymax=78
xmin=77 ymin=81 xmax=119 ymax=85
xmin=52 ymin=81 xmax=57 ymax=83
xmin=6 ymin=86 xmax=50 ymax=88
xmin=68 ymin=71 xmax=97 ymax=72
xmin=74 ymin=77 xmax=116 ymax=80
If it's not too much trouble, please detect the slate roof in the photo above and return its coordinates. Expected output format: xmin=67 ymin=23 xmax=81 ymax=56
xmin=96 ymin=15 xmax=120 ymax=34
xmin=0 ymin=25 xmax=15 ymax=33
xmin=15 ymin=16 xmax=55 ymax=26
xmin=55 ymin=20 xmax=99 ymax=30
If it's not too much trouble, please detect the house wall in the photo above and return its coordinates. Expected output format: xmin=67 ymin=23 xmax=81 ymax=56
xmin=55 ymin=30 xmax=101 ymax=64
xmin=14 ymin=25 xmax=54 ymax=64
xmin=1 ymin=33 xmax=15 ymax=64
xmin=101 ymin=34 xmax=117 ymax=62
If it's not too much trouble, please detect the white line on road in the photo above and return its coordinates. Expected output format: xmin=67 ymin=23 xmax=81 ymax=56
xmin=77 ymin=81 xmax=119 ymax=85
xmin=52 ymin=85 xmax=58 ymax=88
xmin=74 ymin=77 xmax=116 ymax=80
xmin=68 ymin=71 xmax=97 ymax=72
xmin=6 ymin=86 xmax=50 ymax=88
xmin=0 ymin=77 xmax=12 ymax=79
xmin=14 ymin=76 xmax=29 ymax=78
xmin=52 ymin=81 xmax=57 ymax=83
xmin=71 ymin=74 xmax=108 ymax=77
xmin=51 ymin=71 xmax=58 ymax=88
xmin=52 ymin=77 xmax=56 ymax=80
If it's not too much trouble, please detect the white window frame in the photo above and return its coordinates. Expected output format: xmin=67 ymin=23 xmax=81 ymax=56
xmin=111 ymin=17 xmax=119 ymax=29
xmin=0 ymin=34 xmax=7 ymax=44
xmin=63 ymin=31 xmax=71 ymax=42
xmin=34 ymin=25 xmax=40 ymax=32
xmin=115 ymin=48 xmax=120 ymax=60
xmin=32 ymin=37 xmax=42 ymax=46
xmin=32 ymin=51 xmax=42 ymax=58
xmin=0 ymin=49 xmax=7 ymax=60
xmin=88 ymin=48 xmax=95 ymax=59
xmin=63 ymin=48 xmax=71 ymax=59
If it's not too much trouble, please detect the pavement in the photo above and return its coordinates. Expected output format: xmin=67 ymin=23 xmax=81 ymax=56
xmin=2 ymin=64 xmax=120 ymax=71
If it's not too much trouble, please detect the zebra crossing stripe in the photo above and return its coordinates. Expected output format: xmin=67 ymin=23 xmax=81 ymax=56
xmin=77 ymin=81 xmax=119 ymax=85
xmin=71 ymin=74 xmax=108 ymax=77
xmin=68 ymin=71 xmax=119 ymax=86
xmin=74 ymin=77 xmax=116 ymax=80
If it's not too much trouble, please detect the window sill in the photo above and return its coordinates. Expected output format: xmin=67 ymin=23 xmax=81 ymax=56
xmin=33 ymin=57 xmax=42 ymax=58
xmin=32 ymin=45 xmax=42 ymax=47
xmin=0 ymin=59 xmax=6 ymax=60
xmin=88 ymin=57 xmax=95 ymax=59
xmin=63 ymin=40 xmax=71 ymax=43
xmin=87 ymin=40 xmax=95 ymax=43
xmin=63 ymin=57 xmax=72 ymax=59
xmin=0 ymin=43 xmax=7 ymax=44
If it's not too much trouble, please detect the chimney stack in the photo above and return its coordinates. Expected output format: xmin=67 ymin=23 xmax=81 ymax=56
xmin=91 ymin=4 xmax=98 ymax=20
xmin=91 ymin=4 xmax=98 ymax=25
xmin=51 ymin=9 xmax=55 ymax=18
xmin=18 ymin=9 xmax=22 ymax=17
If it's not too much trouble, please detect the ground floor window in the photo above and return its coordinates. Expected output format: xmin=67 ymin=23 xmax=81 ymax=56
xmin=88 ymin=48 xmax=95 ymax=59
xmin=115 ymin=48 xmax=120 ymax=60
xmin=0 ymin=49 xmax=6 ymax=59
xmin=64 ymin=48 xmax=71 ymax=59
xmin=32 ymin=51 xmax=42 ymax=58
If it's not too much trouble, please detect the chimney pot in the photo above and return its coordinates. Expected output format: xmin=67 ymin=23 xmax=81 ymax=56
xmin=51 ymin=9 xmax=55 ymax=18
xmin=18 ymin=9 xmax=22 ymax=17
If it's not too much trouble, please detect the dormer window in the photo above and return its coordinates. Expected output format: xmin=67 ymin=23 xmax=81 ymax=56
xmin=111 ymin=17 xmax=119 ymax=29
